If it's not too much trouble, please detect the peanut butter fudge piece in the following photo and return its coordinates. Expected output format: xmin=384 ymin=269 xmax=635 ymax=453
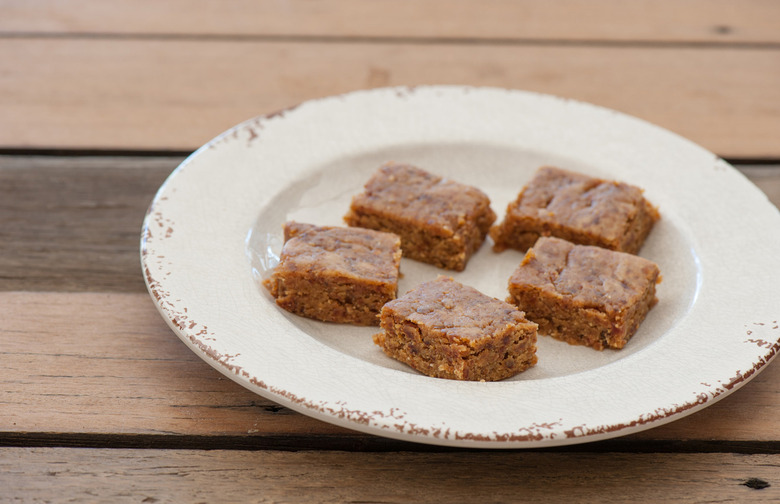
xmin=491 ymin=166 xmax=659 ymax=254
xmin=374 ymin=276 xmax=538 ymax=381
xmin=507 ymin=237 xmax=660 ymax=351
xmin=344 ymin=163 xmax=496 ymax=271
xmin=264 ymin=222 xmax=402 ymax=326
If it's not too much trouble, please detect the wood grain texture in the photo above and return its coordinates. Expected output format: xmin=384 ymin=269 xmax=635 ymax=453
xmin=1 ymin=448 xmax=778 ymax=502
xmin=2 ymin=0 xmax=779 ymax=44
xmin=1 ymin=291 xmax=779 ymax=448
xmin=1 ymin=39 xmax=778 ymax=156
xmin=0 ymin=156 xmax=178 ymax=292
xmin=2 ymin=157 xmax=778 ymax=294
xmin=0 ymin=291 xmax=355 ymax=439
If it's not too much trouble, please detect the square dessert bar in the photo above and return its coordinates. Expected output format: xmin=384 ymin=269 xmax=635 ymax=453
xmin=374 ymin=276 xmax=538 ymax=381
xmin=507 ymin=237 xmax=661 ymax=350
xmin=491 ymin=166 xmax=659 ymax=254
xmin=263 ymin=222 xmax=402 ymax=326
xmin=344 ymin=162 xmax=496 ymax=271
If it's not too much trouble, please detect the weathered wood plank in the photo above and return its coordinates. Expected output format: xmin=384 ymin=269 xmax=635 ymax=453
xmin=1 ymin=39 xmax=778 ymax=156
xmin=1 ymin=157 xmax=778 ymax=294
xmin=2 ymin=0 xmax=778 ymax=44
xmin=1 ymin=448 xmax=778 ymax=502
xmin=1 ymin=291 xmax=779 ymax=445
xmin=0 ymin=291 xmax=354 ymax=439
xmin=0 ymin=156 xmax=179 ymax=292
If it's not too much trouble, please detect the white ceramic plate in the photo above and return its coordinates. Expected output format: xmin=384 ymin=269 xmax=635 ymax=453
xmin=142 ymin=86 xmax=780 ymax=448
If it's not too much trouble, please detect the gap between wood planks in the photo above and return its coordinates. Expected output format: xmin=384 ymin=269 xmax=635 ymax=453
xmin=2 ymin=0 xmax=779 ymax=45
xmin=3 ymin=31 xmax=780 ymax=50
xmin=2 ymin=431 xmax=780 ymax=454
xmin=1 ymin=148 xmax=779 ymax=164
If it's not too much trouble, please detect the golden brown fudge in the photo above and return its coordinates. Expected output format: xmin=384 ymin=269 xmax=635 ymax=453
xmin=491 ymin=166 xmax=659 ymax=254
xmin=374 ymin=276 xmax=538 ymax=381
xmin=507 ymin=237 xmax=661 ymax=351
xmin=264 ymin=222 xmax=402 ymax=326
xmin=344 ymin=163 xmax=496 ymax=271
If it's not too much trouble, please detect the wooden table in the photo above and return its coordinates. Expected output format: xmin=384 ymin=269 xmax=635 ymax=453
xmin=3 ymin=1 xmax=780 ymax=501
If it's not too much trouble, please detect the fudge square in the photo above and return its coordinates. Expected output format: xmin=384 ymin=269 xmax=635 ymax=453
xmin=490 ymin=166 xmax=659 ymax=254
xmin=263 ymin=222 xmax=402 ymax=326
xmin=507 ymin=237 xmax=661 ymax=351
xmin=373 ymin=276 xmax=538 ymax=381
xmin=344 ymin=162 xmax=496 ymax=271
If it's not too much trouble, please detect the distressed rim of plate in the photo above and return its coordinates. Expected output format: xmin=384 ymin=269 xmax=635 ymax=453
xmin=141 ymin=86 xmax=780 ymax=448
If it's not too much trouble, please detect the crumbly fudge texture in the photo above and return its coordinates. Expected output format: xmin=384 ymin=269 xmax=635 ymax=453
xmin=263 ymin=222 xmax=402 ymax=326
xmin=491 ymin=166 xmax=659 ymax=254
xmin=507 ymin=237 xmax=660 ymax=350
xmin=373 ymin=276 xmax=538 ymax=381
xmin=344 ymin=163 xmax=496 ymax=271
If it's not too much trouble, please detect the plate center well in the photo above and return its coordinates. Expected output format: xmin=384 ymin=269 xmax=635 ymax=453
xmin=247 ymin=142 xmax=701 ymax=380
